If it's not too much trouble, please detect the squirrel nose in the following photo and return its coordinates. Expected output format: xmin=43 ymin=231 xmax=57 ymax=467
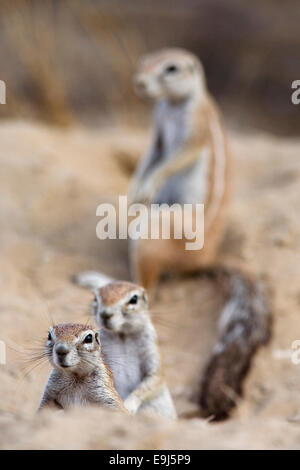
xmin=55 ymin=343 xmax=70 ymax=356
xmin=134 ymin=76 xmax=148 ymax=92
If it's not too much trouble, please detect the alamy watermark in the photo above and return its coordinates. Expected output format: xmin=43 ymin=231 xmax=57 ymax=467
xmin=275 ymin=341 xmax=300 ymax=365
xmin=291 ymin=80 xmax=300 ymax=105
xmin=96 ymin=196 xmax=204 ymax=250
xmin=0 ymin=340 xmax=6 ymax=365
xmin=291 ymin=340 xmax=300 ymax=365
xmin=0 ymin=80 xmax=6 ymax=104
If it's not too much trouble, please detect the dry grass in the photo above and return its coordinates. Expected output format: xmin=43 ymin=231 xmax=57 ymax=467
xmin=0 ymin=0 xmax=146 ymax=126
xmin=0 ymin=1 xmax=298 ymax=133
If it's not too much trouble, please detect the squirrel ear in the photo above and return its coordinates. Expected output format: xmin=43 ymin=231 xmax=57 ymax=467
xmin=95 ymin=332 xmax=100 ymax=345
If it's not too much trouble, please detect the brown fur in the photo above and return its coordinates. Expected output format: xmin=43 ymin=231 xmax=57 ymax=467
xmin=52 ymin=323 xmax=94 ymax=341
xmin=197 ymin=266 xmax=272 ymax=420
xmin=139 ymin=48 xmax=202 ymax=75
xmin=99 ymin=281 xmax=141 ymax=306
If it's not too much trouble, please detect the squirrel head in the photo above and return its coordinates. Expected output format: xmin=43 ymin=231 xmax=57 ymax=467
xmin=46 ymin=323 xmax=102 ymax=375
xmin=92 ymin=281 xmax=149 ymax=334
xmin=134 ymin=48 xmax=206 ymax=102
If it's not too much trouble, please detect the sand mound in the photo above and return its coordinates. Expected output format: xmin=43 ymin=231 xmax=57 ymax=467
xmin=1 ymin=120 xmax=300 ymax=449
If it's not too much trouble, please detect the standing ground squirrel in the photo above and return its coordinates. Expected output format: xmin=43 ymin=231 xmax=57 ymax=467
xmin=129 ymin=48 xmax=272 ymax=420
xmin=38 ymin=323 xmax=126 ymax=412
xmin=92 ymin=280 xmax=177 ymax=419
xmin=129 ymin=48 xmax=230 ymax=288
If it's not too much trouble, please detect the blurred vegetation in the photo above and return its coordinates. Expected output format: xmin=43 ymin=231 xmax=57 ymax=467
xmin=0 ymin=0 xmax=299 ymax=134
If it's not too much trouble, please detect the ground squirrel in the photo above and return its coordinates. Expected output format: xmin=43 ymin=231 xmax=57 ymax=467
xmin=129 ymin=48 xmax=272 ymax=420
xmin=92 ymin=280 xmax=177 ymax=419
xmin=129 ymin=48 xmax=230 ymax=288
xmin=38 ymin=323 xmax=126 ymax=412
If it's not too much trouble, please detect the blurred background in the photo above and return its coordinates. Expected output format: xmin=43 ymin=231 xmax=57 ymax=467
xmin=1 ymin=0 xmax=300 ymax=450
xmin=0 ymin=0 xmax=299 ymax=134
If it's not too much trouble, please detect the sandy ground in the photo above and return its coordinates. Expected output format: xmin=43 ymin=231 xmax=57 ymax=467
xmin=0 ymin=120 xmax=300 ymax=449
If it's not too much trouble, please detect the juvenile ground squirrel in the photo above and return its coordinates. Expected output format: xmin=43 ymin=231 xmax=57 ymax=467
xmin=38 ymin=323 xmax=126 ymax=412
xmin=92 ymin=280 xmax=177 ymax=419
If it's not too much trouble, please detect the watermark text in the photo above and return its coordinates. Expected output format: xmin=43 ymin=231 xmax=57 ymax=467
xmin=0 ymin=80 xmax=6 ymax=104
xmin=291 ymin=80 xmax=300 ymax=105
xmin=0 ymin=340 xmax=6 ymax=365
xmin=96 ymin=196 xmax=204 ymax=250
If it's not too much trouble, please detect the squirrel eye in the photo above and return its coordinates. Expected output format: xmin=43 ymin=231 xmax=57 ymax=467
xmin=84 ymin=334 xmax=93 ymax=344
xmin=47 ymin=332 xmax=52 ymax=341
xmin=165 ymin=64 xmax=178 ymax=74
xmin=128 ymin=294 xmax=138 ymax=305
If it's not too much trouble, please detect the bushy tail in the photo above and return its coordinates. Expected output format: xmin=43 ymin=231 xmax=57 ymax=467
xmin=72 ymin=271 xmax=113 ymax=290
xmin=198 ymin=266 xmax=272 ymax=421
